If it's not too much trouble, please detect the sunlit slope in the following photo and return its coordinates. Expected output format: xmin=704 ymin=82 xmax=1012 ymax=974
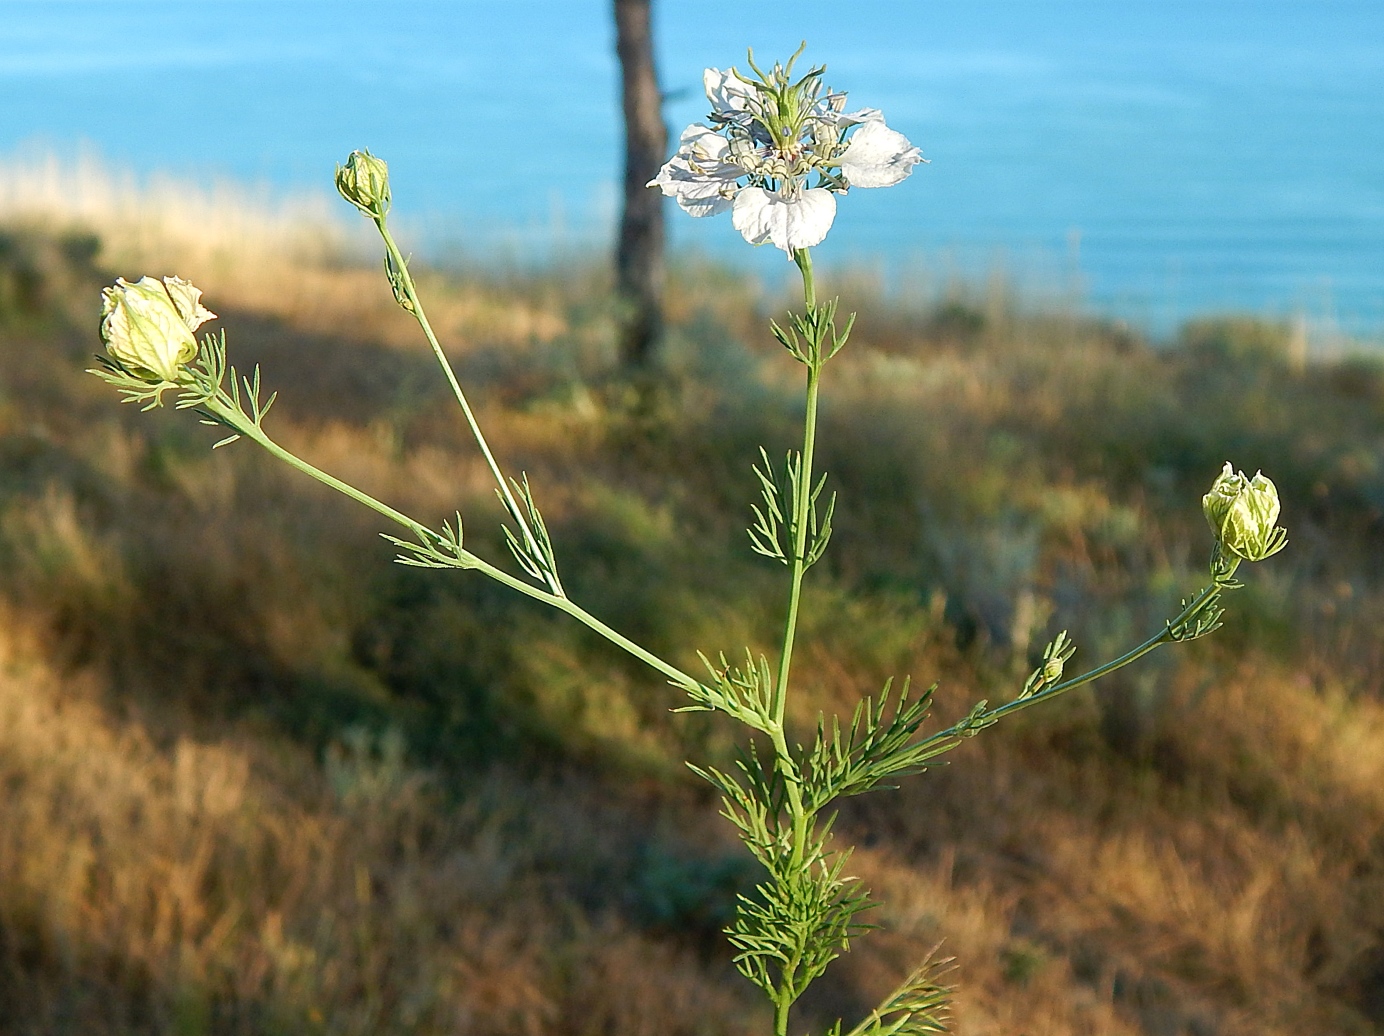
xmin=2 ymin=166 xmax=1383 ymax=1034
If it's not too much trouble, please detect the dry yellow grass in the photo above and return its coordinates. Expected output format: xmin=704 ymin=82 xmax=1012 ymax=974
xmin=0 ymin=603 xmax=760 ymax=1035
xmin=0 ymin=150 xmax=570 ymax=351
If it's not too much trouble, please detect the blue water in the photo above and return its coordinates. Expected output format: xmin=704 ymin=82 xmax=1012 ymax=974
xmin=2 ymin=0 xmax=1381 ymax=334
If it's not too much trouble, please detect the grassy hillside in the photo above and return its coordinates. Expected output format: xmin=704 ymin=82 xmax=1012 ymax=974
xmin=2 ymin=164 xmax=1384 ymax=1035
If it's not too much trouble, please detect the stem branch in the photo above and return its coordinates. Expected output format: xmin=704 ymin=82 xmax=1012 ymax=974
xmin=375 ymin=219 xmax=562 ymax=596
xmin=987 ymin=580 xmax=1224 ymax=723
xmin=208 ymin=397 xmax=696 ymax=691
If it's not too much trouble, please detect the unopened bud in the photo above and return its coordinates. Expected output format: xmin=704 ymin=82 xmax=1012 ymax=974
xmin=335 ymin=149 xmax=391 ymax=218
xmin=100 ymin=276 xmax=215 ymax=382
xmin=1203 ymin=461 xmax=1286 ymax=562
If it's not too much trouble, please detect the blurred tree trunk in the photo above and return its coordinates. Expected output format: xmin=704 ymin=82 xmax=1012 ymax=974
xmin=614 ymin=0 xmax=667 ymax=369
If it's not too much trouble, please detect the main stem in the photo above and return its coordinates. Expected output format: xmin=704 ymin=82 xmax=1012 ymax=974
xmin=376 ymin=219 xmax=562 ymax=596
xmin=770 ymin=247 xmax=822 ymax=1036
xmin=772 ymin=248 xmax=820 ymax=728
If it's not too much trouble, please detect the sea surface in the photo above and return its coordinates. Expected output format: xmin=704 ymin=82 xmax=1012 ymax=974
xmin=2 ymin=0 xmax=1381 ymax=335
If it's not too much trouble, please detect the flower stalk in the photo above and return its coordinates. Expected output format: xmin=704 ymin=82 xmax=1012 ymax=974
xmin=337 ymin=150 xmax=566 ymax=598
xmin=772 ymin=250 xmax=821 ymax=727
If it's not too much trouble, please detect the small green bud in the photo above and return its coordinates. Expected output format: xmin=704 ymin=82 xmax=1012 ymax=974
xmin=99 ymin=275 xmax=215 ymax=382
xmin=1203 ymin=461 xmax=1286 ymax=562
xmin=335 ymin=149 xmax=391 ymax=218
xmin=1041 ymin=655 xmax=1065 ymax=685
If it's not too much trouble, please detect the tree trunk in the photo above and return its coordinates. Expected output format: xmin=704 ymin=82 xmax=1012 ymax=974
xmin=614 ymin=0 xmax=667 ymax=369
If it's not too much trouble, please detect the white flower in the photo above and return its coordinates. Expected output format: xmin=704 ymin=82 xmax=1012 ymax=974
xmin=839 ymin=119 xmax=925 ymax=188
xmin=731 ymin=187 xmax=837 ymax=252
xmin=650 ymin=51 xmax=925 ymax=254
xmin=100 ymin=275 xmax=216 ymax=382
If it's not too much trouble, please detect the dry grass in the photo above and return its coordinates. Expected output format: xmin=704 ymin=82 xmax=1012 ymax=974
xmin=0 ymin=603 xmax=760 ymax=1036
xmin=2 ymin=158 xmax=1384 ymax=1034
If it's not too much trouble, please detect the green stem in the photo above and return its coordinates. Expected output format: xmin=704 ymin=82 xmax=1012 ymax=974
xmin=928 ymin=574 xmax=1233 ymax=747
xmin=212 ymin=399 xmax=697 ymax=692
xmin=486 ymin=559 xmax=699 ymax=693
xmin=793 ymin=247 xmax=817 ymax=311
xmin=767 ymin=248 xmax=824 ymax=1036
xmin=773 ymin=248 xmax=820 ymax=727
xmin=774 ymin=992 xmax=793 ymax=1036
xmin=990 ymin=581 xmax=1225 ymax=722
xmin=228 ymin=404 xmax=429 ymax=538
xmin=375 ymin=218 xmax=562 ymax=597
xmin=772 ymin=365 xmax=821 ymax=729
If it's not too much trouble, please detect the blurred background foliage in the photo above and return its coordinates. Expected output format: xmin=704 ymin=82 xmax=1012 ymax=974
xmin=1 ymin=170 xmax=1384 ymax=1035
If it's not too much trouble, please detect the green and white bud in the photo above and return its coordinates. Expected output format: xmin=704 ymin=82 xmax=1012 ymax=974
xmin=99 ymin=275 xmax=215 ymax=382
xmin=335 ymin=149 xmax=391 ymax=218
xmin=1203 ymin=461 xmax=1287 ymax=562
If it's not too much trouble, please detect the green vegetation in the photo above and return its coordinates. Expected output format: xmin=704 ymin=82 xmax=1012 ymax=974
xmin=1 ymin=170 xmax=1384 ymax=1034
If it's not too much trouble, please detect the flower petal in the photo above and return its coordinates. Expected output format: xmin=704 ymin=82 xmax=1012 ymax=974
xmin=161 ymin=275 xmax=217 ymax=332
xmin=731 ymin=187 xmax=837 ymax=252
xmin=839 ymin=119 xmax=925 ymax=188
xmin=703 ymin=67 xmax=757 ymax=116
xmin=648 ymin=122 xmax=744 ymax=216
xmin=650 ymin=162 xmax=736 ymax=216
xmin=675 ymin=123 xmax=735 ymax=168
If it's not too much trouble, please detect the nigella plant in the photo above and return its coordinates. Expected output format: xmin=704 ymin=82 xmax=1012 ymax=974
xmin=91 ymin=47 xmax=1286 ymax=1036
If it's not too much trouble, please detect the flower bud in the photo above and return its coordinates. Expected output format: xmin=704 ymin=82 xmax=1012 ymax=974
xmin=99 ymin=275 xmax=215 ymax=382
xmin=335 ymin=149 xmax=391 ymax=218
xmin=1203 ymin=461 xmax=1286 ymax=562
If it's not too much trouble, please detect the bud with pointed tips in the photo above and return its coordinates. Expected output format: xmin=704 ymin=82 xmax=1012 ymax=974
xmin=1203 ymin=461 xmax=1287 ymax=562
xmin=99 ymin=275 xmax=215 ymax=383
xmin=335 ymin=149 xmax=391 ymax=218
